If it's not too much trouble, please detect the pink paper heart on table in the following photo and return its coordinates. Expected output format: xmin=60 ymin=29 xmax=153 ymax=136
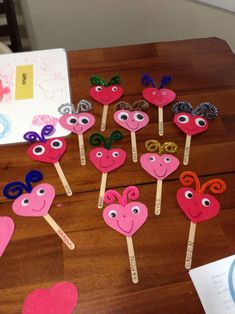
xmin=140 ymin=153 xmax=180 ymax=180
xmin=142 ymin=87 xmax=176 ymax=108
xmin=0 ymin=216 xmax=14 ymax=257
xmin=12 ymin=183 xmax=55 ymax=217
xmin=90 ymin=85 xmax=123 ymax=105
xmin=114 ymin=110 xmax=149 ymax=132
xmin=22 ymin=281 xmax=78 ymax=314
xmin=59 ymin=112 xmax=95 ymax=135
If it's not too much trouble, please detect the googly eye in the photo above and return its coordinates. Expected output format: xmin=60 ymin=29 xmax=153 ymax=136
xmin=36 ymin=189 xmax=45 ymax=196
xmin=50 ymin=139 xmax=63 ymax=149
xmin=78 ymin=116 xmax=89 ymax=125
xmin=177 ymin=115 xmax=189 ymax=124
xmin=33 ymin=145 xmax=45 ymax=156
xmin=185 ymin=191 xmax=193 ymax=199
xmin=202 ymin=198 xmax=210 ymax=207
xmin=95 ymin=86 xmax=102 ymax=92
xmin=152 ymin=91 xmax=157 ymax=95
xmin=21 ymin=198 xmax=30 ymax=207
xmin=96 ymin=151 xmax=103 ymax=158
xmin=66 ymin=116 xmax=77 ymax=125
xmin=149 ymin=156 xmax=155 ymax=162
xmin=112 ymin=151 xmax=119 ymax=158
xmin=117 ymin=111 xmax=129 ymax=121
xmin=131 ymin=206 xmax=140 ymax=214
xmin=164 ymin=157 xmax=171 ymax=163
xmin=108 ymin=210 xmax=117 ymax=218
xmin=134 ymin=112 xmax=144 ymax=122
xmin=112 ymin=86 xmax=118 ymax=92
xmin=195 ymin=117 xmax=207 ymax=127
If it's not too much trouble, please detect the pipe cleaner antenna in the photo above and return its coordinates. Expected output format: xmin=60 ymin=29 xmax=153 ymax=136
xmin=104 ymin=190 xmax=123 ymax=206
xmin=179 ymin=171 xmax=201 ymax=193
xmin=200 ymin=179 xmax=226 ymax=195
xmin=58 ymin=103 xmax=74 ymax=115
xmin=89 ymin=132 xmax=107 ymax=148
xmin=141 ymin=73 xmax=156 ymax=87
xmin=194 ymin=102 xmax=218 ymax=120
xmin=122 ymin=186 xmax=139 ymax=206
xmin=90 ymin=75 xmax=107 ymax=87
xmin=23 ymin=125 xmax=54 ymax=143
xmin=159 ymin=75 xmax=172 ymax=89
xmin=107 ymin=75 xmax=121 ymax=86
xmin=145 ymin=140 xmax=177 ymax=155
xmin=107 ymin=130 xmax=123 ymax=150
xmin=172 ymin=101 xmax=193 ymax=115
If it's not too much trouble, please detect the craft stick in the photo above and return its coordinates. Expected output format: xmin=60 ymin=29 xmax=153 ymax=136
xmin=155 ymin=179 xmax=163 ymax=215
xmin=130 ymin=131 xmax=138 ymax=163
xmin=54 ymin=162 xmax=72 ymax=197
xmin=126 ymin=236 xmax=139 ymax=284
xmin=183 ymin=135 xmax=191 ymax=165
xmin=44 ymin=214 xmax=75 ymax=250
xmin=78 ymin=133 xmax=86 ymax=166
xmin=98 ymin=172 xmax=107 ymax=208
xmin=101 ymin=105 xmax=109 ymax=132
xmin=158 ymin=107 xmax=164 ymax=136
xmin=185 ymin=221 xmax=197 ymax=270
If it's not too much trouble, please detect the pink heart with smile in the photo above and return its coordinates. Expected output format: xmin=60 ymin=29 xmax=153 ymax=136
xmin=0 ymin=216 xmax=14 ymax=257
xmin=90 ymin=85 xmax=123 ymax=105
xmin=22 ymin=281 xmax=78 ymax=314
xmin=12 ymin=183 xmax=55 ymax=217
xmin=114 ymin=110 xmax=149 ymax=132
xmin=142 ymin=87 xmax=176 ymax=108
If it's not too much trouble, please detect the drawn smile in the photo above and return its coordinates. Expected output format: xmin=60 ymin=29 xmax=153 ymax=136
xmin=126 ymin=121 xmax=139 ymax=131
xmin=100 ymin=159 xmax=115 ymax=168
xmin=117 ymin=220 xmax=133 ymax=234
xmin=188 ymin=208 xmax=202 ymax=218
xmin=32 ymin=200 xmax=46 ymax=212
xmin=153 ymin=168 xmax=167 ymax=178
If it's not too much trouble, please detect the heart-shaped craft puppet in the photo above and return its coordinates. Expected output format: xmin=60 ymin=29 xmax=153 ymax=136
xmin=173 ymin=113 xmax=208 ymax=136
xmin=0 ymin=216 xmax=14 ymax=257
xmin=22 ymin=281 xmax=78 ymax=314
xmin=143 ymin=87 xmax=176 ymax=108
xmin=12 ymin=183 xmax=55 ymax=217
xmin=90 ymin=85 xmax=123 ymax=105
xmin=114 ymin=110 xmax=149 ymax=132
xmin=140 ymin=153 xmax=180 ymax=180
xmin=59 ymin=113 xmax=95 ymax=135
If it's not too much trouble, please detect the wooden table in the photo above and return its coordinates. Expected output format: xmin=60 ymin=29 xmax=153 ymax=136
xmin=0 ymin=37 xmax=235 ymax=313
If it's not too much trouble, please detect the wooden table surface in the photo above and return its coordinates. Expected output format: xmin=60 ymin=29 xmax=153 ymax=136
xmin=0 ymin=37 xmax=235 ymax=313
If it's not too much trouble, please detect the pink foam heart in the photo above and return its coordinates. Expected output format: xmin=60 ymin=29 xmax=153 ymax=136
xmin=22 ymin=281 xmax=78 ymax=314
xmin=0 ymin=216 xmax=14 ymax=257
xmin=173 ymin=113 xmax=209 ymax=136
xmin=140 ymin=153 xmax=180 ymax=180
xmin=176 ymin=187 xmax=220 ymax=223
xmin=90 ymin=85 xmax=123 ymax=105
xmin=142 ymin=87 xmax=176 ymax=108
xmin=12 ymin=183 xmax=55 ymax=217
xmin=59 ymin=113 xmax=95 ymax=135
xmin=114 ymin=110 xmax=149 ymax=132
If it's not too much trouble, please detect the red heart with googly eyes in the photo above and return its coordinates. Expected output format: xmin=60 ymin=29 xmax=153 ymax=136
xmin=27 ymin=138 xmax=67 ymax=164
xmin=114 ymin=110 xmax=149 ymax=132
xmin=142 ymin=87 xmax=176 ymax=108
xmin=90 ymin=85 xmax=123 ymax=105
xmin=173 ymin=113 xmax=208 ymax=136
xmin=12 ymin=183 xmax=55 ymax=217
xmin=59 ymin=113 xmax=95 ymax=134
xmin=89 ymin=148 xmax=126 ymax=173
xmin=176 ymin=187 xmax=220 ymax=223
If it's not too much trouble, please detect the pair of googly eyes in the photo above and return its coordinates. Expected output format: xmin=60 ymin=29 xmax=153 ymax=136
xmin=117 ymin=111 xmax=145 ymax=122
xmin=149 ymin=156 xmax=171 ymax=163
xmin=66 ymin=116 xmax=90 ymax=125
xmin=32 ymin=139 xmax=63 ymax=156
xmin=21 ymin=188 xmax=45 ymax=206
xmin=184 ymin=191 xmax=210 ymax=207
xmin=95 ymin=86 xmax=118 ymax=92
xmin=177 ymin=115 xmax=207 ymax=127
xmin=108 ymin=206 xmax=141 ymax=218
xmin=96 ymin=151 xmax=119 ymax=158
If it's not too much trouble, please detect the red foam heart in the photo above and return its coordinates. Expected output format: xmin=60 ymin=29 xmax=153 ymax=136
xmin=173 ymin=113 xmax=208 ymax=136
xmin=0 ymin=216 xmax=14 ymax=257
xmin=22 ymin=281 xmax=78 ymax=314
xmin=142 ymin=87 xmax=176 ymax=108
xmin=90 ymin=85 xmax=123 ymax=105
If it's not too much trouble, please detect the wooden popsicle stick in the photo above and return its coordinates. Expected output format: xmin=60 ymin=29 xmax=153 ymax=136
xmin=130 ymin=131 xmax=138 ymax=163
xmin=126 ymin=236 xmax=139 ymax=284
xmin=158 ymin=107 xmax=164 ymax=136
xmin=54 ymin=162 xmax=72 ymax=197
xmin=43 ymin=214 xmax=75 ymax=250
xmin=155 ymin=179 xmax=163 ymax=215
xmin=185 ymin=221 xmax=197 ymax=270
xmin=78 ymin=133 xmax=86 ymax=166
xmin=100 ymin=105 xmax=109 ymax=132
xmin=183 ymin=135 xmax=192 ymax=165
xmin=98 ymin=172 xmax=107 ymax=208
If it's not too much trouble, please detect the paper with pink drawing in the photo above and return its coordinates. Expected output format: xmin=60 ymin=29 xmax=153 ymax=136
xmin=0 ymin=216 xmax=14 ymax=257
xmin=0 ymin=49 xmax=71 ymax=145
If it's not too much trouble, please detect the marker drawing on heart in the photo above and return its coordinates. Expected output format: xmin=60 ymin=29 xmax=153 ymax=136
xmin=103 ymin=186 xmax=148 ymax=284
xmin=114 ymin=99 xmax=149 ymax=163
xmin=142 ymin=73 xmax=176 ymax=136
xmin=3 ymin=170 xmax=75 ymax=250
xmin=22 ymin=281 xmax=78 ymax=314
xmin=172 ymin=101 xmax=218 ymax=165
xmin=0 ymin=216 xmax=14 ymax=257
xmin=23 ymin=125 xmax=72 ymax=196
xmin=176 ymin=171 xmax=226 ymax=269
xmin=140 ymin=140 xmax=180 ymax=215
xmin=58 ymin=100 xmax=95 ymax=166
xmin=89 ymin=130 xmax=126 ymax=209
xmin=90 ymin=75 xmax=123 ymax=132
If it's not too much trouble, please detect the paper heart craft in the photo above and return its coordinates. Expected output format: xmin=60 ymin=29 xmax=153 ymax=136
xmin=0 ymin=216 xmax=14 ymax=257
xmin=22 ymin=281 xmax=78 ymax=314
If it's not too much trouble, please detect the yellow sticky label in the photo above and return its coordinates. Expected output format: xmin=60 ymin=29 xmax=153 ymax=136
xmin=15 ymin=65 xmax=33 ymax=99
